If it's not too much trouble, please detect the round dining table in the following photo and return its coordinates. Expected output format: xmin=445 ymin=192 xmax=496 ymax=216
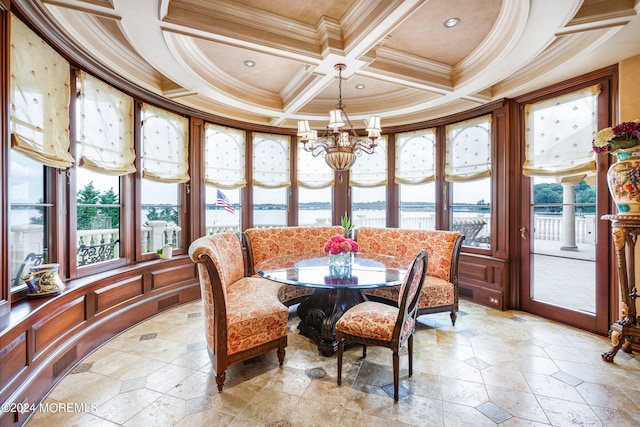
xmin=256 ymin=252 xmax=411 ymax=356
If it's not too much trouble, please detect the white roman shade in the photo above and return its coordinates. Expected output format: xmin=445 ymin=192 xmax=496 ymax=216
xmin=445 ymin=115 xmax=492 ymax=182
xmin=9 ymin=14 xmax=74 ymax=169
xmin=297 ymin=140 xmax=335 ymax=189
xmin=77 ymin=71 xmax=135 ymax=175
xmin=350 ymin=137 xmax=388 ymax=188
xmin=523 ymin=84 xmax=600 ymax=177
xmin=141 ymin=103 xmax=190 ymax=183
xmin=253 ymin=133 xmax=290 ymax=188
xmin=395 ymin=129 xmax=436 ymax=185
xmin=204 ymin=123 xmax=246 ymax=189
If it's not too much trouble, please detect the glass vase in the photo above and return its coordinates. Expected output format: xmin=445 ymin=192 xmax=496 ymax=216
xmin=328 ymin=251 xmax=352 ymax=267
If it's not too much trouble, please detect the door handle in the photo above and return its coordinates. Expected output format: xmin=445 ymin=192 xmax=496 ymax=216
xmin=520 ymin=226 xmax=527 ymax=240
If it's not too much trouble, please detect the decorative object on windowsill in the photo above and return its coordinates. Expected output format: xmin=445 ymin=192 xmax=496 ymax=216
xmin=22 ymin=263 xmax=65 ymax=298
xmin=324 ymin=234 xmax=359 ymax=267
xmin=297 ymin=63 xmax=382 ymax=182
xmin=593 ymin=120 xmax=640 ymax=214
xmin=157 ymin=244 xmax=174 ymax=259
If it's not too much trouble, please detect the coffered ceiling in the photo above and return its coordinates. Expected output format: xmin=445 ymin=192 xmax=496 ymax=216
xmin=29 ymin=0 xmax=640 ymax=130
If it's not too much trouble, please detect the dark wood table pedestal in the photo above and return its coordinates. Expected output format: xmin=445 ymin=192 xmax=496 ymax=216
xmin=602 ymin=214 xmax=640 ymax=362
xmin=296 ymin=288 xmax=366 ymax=356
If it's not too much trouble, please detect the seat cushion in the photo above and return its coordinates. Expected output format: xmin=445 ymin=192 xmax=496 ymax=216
xmin=226 ymin=277 xmax=289 ymax=354
xmin=365 ymin=275 xmax=454 ymax=309
xmin=336 ymin=301 xmax=414 ymax=342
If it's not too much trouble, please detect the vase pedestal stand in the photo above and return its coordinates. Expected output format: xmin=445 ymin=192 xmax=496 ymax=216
xmin=602 ymin=214 xmax=640 ymax=362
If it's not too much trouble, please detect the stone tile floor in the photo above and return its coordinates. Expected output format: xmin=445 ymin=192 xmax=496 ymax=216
xmin=25 ymin=300 xmax=640 ymax=426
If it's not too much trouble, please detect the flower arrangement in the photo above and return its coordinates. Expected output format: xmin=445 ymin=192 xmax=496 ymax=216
xmin=323 ymin=234 xmax=359 ymax=255
xmin=592 ymin=120 xmax=640 ymax=154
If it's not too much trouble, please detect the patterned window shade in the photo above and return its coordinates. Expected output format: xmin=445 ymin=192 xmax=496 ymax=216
xmin=9 ymin=14 xmax=74 ymax=169
xmin=252 ymin=133 xmax=290 ymax=188
xmin=77 ymin=71 xmax=135 ymax=175
xmin=297 ymin=140 xmax=334 ymax=189
xmin=445 ymin=115 xmax=492 ymax=182
xmin=523 ymin=84 xmax=600 ymax=177
xmin=204 ymin=123 xmax=246 ymax=189
xmin=350 ymin=137 xmax=388 ymax=188
xmin=141 ymin=103 xmax=190 ymax=183
xmin=395 ymin=129 xmax=436 ymax=185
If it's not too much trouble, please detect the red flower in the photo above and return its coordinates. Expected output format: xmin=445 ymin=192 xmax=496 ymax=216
xmin=323 ymin=234 xmax=359 ymax=254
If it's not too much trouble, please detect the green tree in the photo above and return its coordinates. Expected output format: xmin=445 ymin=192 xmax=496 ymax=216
xmin=146 ymin=206 xmax=178 ymax=225
xmin=99 ymin=187 xmax=120 ymax=228
xmin=575 ymin=180 xmax=596 ymax=214
xmin=533 ymin=183 xmax=562 ymax=213
xmin=77 ymin=181 xmax=101 ymax=230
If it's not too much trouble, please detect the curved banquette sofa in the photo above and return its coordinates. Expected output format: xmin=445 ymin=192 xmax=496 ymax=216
xmin=354 ymin=227 xmax=464 ymax=325
xmin=231 ymin=225 xmax=463 ymax=324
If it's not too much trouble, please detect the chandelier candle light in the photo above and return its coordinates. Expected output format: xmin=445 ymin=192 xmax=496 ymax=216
xmin=297 ymin=64 xmax=382 ymax=181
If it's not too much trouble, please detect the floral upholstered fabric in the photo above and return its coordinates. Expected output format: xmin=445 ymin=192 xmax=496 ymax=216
xmin=188 ymin=233 xmax=288 ymax=356
xmin=226 ymin=277 xmax=288 ymax=354
xmin=245 ymin=226 xmax=345 ymax=304
xmin=336 ymin=302 xmax=414 ymax=342
xmin=366 ymin=275 xmax=454 ymax=308
xmin=245 ymin=226 xmax=345 ymax=274
xmin=355 ymin=228 xmax=460 ymax=281
xmin=188 ymin=232 xmax=245 ymax=303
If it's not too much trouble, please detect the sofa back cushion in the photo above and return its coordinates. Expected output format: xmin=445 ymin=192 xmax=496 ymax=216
xmin=355 ymin=227 xmax=460 ymax=281
xmin=244 ymin=226 xmax=345 ymax=274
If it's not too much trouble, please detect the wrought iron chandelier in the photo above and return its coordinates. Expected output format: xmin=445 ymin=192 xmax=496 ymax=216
xmin=297 ymin=64 xmax=381 ymax=181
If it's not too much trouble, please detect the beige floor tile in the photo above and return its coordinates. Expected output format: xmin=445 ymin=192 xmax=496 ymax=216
xmin=47 ymin=371 xmax=122 ymax=407
xmin=93 ymin=389 xmax=163 ymax=424
xmin=122 ymin=394 xmax=186 ymax=426
xmin=235 ymin=389 xmax=300 ymax=424
xmin=442 ymin=401 xmax=497 ymax=426
xmin=440 ymin=377 xmax=489 ymax=407
xmin=24 ymin=299 xmax=640 ymax=427
xmin=481 ymin=366 xmax=532 ymax=393
xmin=485 ymin=385 xmax=548 ymax=424
xmin=145 ymin=363 xmax=196 ymax=393
xmin=535 ymin=395 xmax=603 ymax=426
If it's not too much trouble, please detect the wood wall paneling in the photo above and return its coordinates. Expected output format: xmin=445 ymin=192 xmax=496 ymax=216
xmin=94 ymin=276 xmax=144 ymax=313
xmin=458 ymin=254 xmax=508 ymax=310
xmin=32 ymin=297 xmax=85 ymax=356
xmin=150 ymin=263 xmax=197 ymax=290
xmin=0 ymin=332 xmax=27 ymax=396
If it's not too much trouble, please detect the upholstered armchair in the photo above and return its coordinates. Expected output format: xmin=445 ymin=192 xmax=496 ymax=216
xmin=243 ymin=226 xmax=345 ymax=305
xmin=337 ymin=250 xmax=428 ymax=401
xmin=188 ymin=232 xmax=288 ymax=392
xmin=354 ymin=227 xmax=464 ymax=325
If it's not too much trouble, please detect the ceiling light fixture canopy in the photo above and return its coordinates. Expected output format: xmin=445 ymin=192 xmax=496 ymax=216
xmin=297 ymin=64 xmax=381 ymax=182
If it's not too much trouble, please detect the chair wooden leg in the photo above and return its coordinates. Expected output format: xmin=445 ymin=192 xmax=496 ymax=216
xmin=215 ymin=371 xmax=226 ymax=392
xmin=362 ymin=344 xmax=367 ymax=358
xmin=277 ymin=344 xmax=286 ymax=366
xmin=450 ymin=311 xmax=457 ymax=325
xmin=408 ymin=334 xmax=413 ymax=377
xmin=392 ymin=351 xmax=399 ymax=402
xmin=337 ymin=339 xmax=344 ymax=386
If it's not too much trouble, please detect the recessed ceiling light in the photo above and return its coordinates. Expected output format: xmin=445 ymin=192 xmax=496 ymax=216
xmin=443 ymin=17 xmax=460 ymax=28
xmin=355 ymin=84 xmax=365 ymax=90
xmin=243 ymin=60 xmax=256 ymax=67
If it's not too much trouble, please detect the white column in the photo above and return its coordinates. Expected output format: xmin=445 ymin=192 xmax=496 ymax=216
xmin=560 ymin=181 xmax=578 ymax=251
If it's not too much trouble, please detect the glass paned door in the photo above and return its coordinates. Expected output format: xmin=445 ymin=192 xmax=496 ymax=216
xmin=530 ymin=176 xmax=596 ymax=314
